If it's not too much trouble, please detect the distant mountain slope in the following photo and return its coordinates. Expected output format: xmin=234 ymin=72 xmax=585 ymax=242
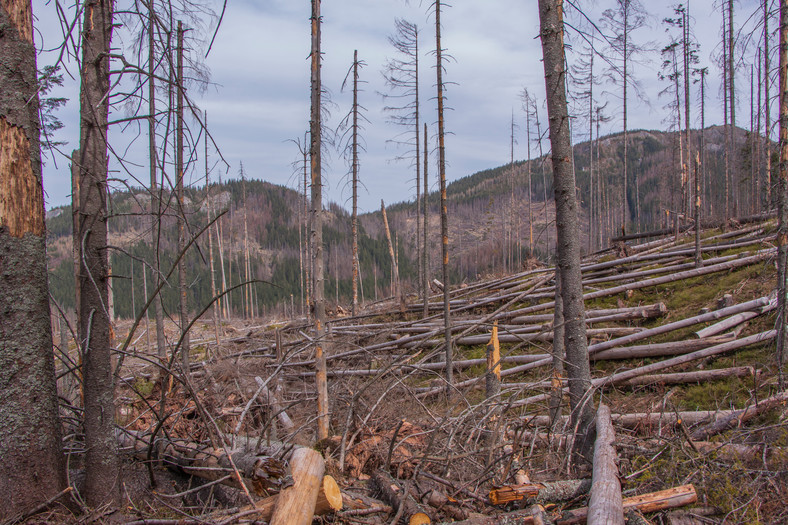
xmin=47 ymin=125 xmax=763 ymax=318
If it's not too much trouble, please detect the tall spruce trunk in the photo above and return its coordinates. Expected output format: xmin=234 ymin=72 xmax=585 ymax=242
xmin=74 ymin=0 xmax=119 ymax=506
xmin=683 ymin=5 xmax=692 ymax=218
xmin=435 ymin=0 xmax=453 ymax=395
xmin=310 ymin=0 xmax=329 ymax=440
xmin=765 ymin=0 xmax=772 ymax=209
xmin=777 ymin=0 xmax=788 ymax=388
xmin=0 ymin=0 xmax=66 ymax=517
xmin=422 ymin=122 xmax=430 ymax=318
xmin=148 ymin=5 xmax=167 ymax=383
xmin=537 ymin=0 xmax=595 ymax=463
xmin=729 ymin=0 xmax=737 ymax=214
xmin=175 ymin=21 xmax=190 ymax=371
xmin=623 ymin=4 xmax=629 ymax=233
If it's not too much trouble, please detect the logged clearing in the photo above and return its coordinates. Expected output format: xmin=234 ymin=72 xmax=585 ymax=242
xmin=46 ymin=217 xmax=788 ymax=524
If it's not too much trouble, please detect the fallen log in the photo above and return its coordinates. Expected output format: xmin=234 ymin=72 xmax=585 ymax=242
xmin=269 ymin=447 xmax=326 ymax=525
xmin=502 ymin=252 xmax=773 ymax=318
xmin=523 ymin=410 xmax=738 ymax=432
xmin=694 ymin=296 xmax=776 ymax=338
xmin=441 ymin=486 xmax=697 ymax=525
xmin=689 ymin=389 xmax=788 ymax=440
xmin=555 ymin=485 xmax=697 ymax=525
xmin=618 ymin=366 xmax=757 ymax=387
xmin=510 ymin=303 xmax=666 ymax=326
xmin=588 ymin=404 xmax=624 ymax=525
xmin=372 ymin=469 xmax=431 ymax=525
xmin=511 ymin=331 xmax=775 ymax=409
xmin=489 ymin=479 xmax=591 ymax=506
xmin=591 ymin=334 xmax=735 ymax=361
xmin=117 ymin=430 xmax=289 ymax=495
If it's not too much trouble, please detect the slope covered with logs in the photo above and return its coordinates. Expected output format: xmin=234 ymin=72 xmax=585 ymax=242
xmin=74 ymin=216 xmax=787 ymax=524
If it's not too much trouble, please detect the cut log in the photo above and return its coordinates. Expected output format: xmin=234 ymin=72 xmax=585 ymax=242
xmin=269 ymin=447 xmax=325 ymax=525
xmin=372 ymin=469 xmax=431 ymax=524
xmin=489 ymin=479 xmax=591 ymax=506
xmin=587 ymin=404 xmax=624 ymax=525
xmin=234 ymin=475 xmax=342 ymax=521
xmin=555 ymin=485 xmax=697 ymax=524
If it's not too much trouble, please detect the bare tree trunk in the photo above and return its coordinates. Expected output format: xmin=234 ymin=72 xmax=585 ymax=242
xmin=310 ymin=0 xmax=329 ymax=440
xmin=537 ymin=0 xmax=595 ymax=464
xmin=683 ymin=4 xmax=692 ymax=218
xmin=723 ymin=6 xmax=731 ymax=219
xmin=550 ymin=270 xmax=565 ymax=431
xmin=74 ymin=0 xmax=119 ymax=506
xmin=148 ymin=5 xmax=167 ymax=382
xmin=694 ymin=152 xmax=703 ymax=268
xmin=423 ymin=122 xmax=430 ymax=318
xmin=381 ymin=201 xmax=401 ymax=304
xmin=766 ymin=0 xmax=773 ymax=209
xmin=623 ymin=5 xmax=629 ymax=233
xmin=206 ymin=113 xmax=221 ymax=351
xmin=176 ymin=20 xmax=190 ymax=371
xmin=241 ymin=166 xmax=251 ymax=319
xmin=777 ymin=0 xmax=788 ymax=388
xmin=0 ymin=1 xmax=66 ymax=516
xmin=729 ymin=0 xmax=737 ymax=214
xmin=303 ymin=143 xmax=310 ymax=320
xmin=351 ymin=50 xmax=360 ymax=316
xmin=435 ymin=0 xmax=453 ymax=395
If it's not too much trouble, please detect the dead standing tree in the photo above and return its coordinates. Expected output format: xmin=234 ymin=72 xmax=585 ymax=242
xmin=601 ymin=0 xmax=648 ymax=233
xmin=0 ymin=0 xmax=67 ymax=517
xmin=339 ymin=50 xmax=366 ymax=316
xmin=433 ymin=0 xmax=453 ymax=395
xmin=73 ymin=0 xmax=120 ymax=506
xmin=310 ymin=0 xmax=330 ymax=440
xmin=777 ymin=0 xmax=787 ymax=388
xmin=538 ymin=0 xmax=596 ymax=463
xmin=383 ymin=19 xmax=425 ymax=308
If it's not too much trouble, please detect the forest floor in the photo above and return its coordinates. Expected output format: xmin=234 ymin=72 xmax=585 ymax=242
xmin=39 ymin=216 xmax=788 ymax=524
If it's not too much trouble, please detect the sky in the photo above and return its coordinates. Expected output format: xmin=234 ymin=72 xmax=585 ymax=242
xmin=33 ymin=0 xmax=767 ymax=214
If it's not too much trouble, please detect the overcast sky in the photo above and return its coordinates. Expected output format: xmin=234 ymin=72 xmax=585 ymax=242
xmin=34 ymin=0 xmax=766 ymax=214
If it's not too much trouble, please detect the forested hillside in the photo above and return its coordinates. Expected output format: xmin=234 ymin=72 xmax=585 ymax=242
xmin=47 ymin=125 xmax=761 ymax=320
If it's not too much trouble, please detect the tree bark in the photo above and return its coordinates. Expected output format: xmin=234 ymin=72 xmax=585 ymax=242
xmin=381 ymin=200 xmax=401 ymax=305
xmin=587 ymin=404 xmax=624 ymax=525
xmin=176 ymin=21 xmax=190 ymax=370
xmin=538 ymin=0 xmax=595 ymax=463
xmin=352 ymin=50 xmax=359 ymax=316
xmin=778 ymin=0 xmax=788 ymax=387
xmin=310 ymin=0 xmax=329 ymax=440
xmin=0 ymin=0 xmax=66 ymax=517
xmin=147 ymin=4 xmax=167 ymax=384
xmin=74 ymin=0 xmax=119 ymax=507
xmin=435 ymin=0 xmax=453 ymax=397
